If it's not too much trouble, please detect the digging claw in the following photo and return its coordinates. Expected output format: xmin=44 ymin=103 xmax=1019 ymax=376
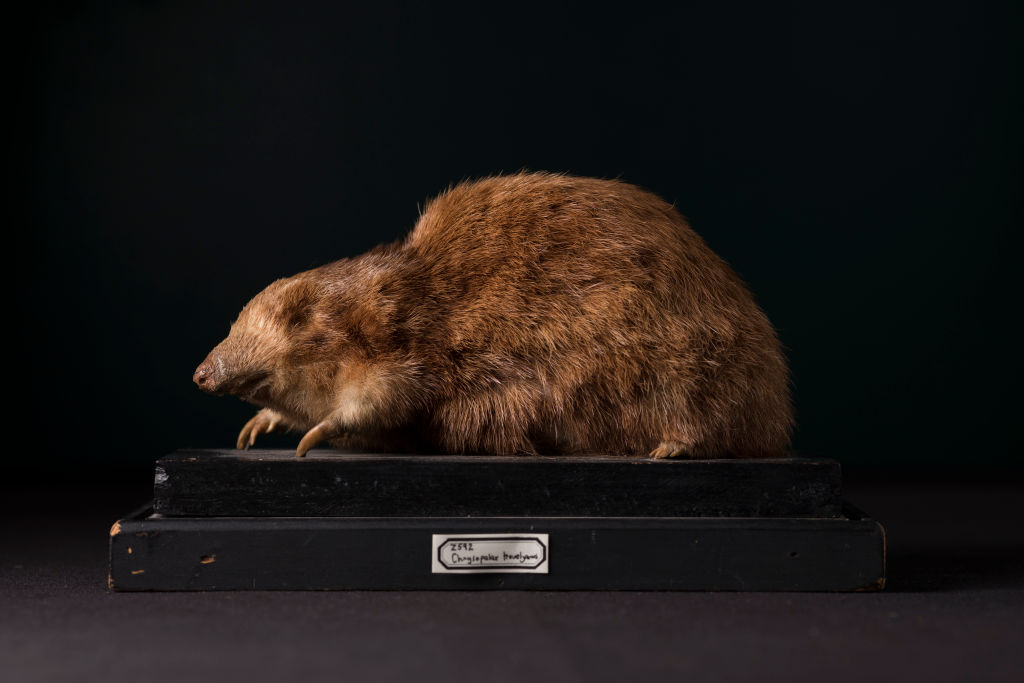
xmin=236 ymin=409 xmax=284 ymax=450
xmin=296 ymin=423 xmax=329 ymax=458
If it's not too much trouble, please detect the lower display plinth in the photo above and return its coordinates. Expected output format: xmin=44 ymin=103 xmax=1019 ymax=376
xmin=109 ymin=503 xmax=885 ymax=592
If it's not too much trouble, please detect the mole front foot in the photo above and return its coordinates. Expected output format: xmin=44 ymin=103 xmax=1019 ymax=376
xmin=295 ymin=407 xmax=360 ymax=457
xmin=296 ymin=423 xmax=331 ymax=458
xmin=237 ymin=409 xmax=287 ymax=450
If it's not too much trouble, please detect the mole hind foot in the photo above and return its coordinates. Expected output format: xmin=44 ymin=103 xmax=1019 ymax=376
xmin=650 ymin=440 xmax=693 ymax=459
xmin=237 ymin=408 xmax=287 ymax=450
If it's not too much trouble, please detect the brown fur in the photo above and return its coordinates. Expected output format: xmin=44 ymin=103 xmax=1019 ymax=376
xmin=194 ymin=172 xmax=793 ymax=458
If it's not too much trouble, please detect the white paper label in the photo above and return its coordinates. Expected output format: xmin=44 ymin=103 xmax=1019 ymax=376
xmin=431 ymin=534 xmax=549 ymax=574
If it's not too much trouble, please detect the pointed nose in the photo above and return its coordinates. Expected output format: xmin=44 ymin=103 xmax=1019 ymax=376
xmin=193 ymin=357 xmax=221 ymax=392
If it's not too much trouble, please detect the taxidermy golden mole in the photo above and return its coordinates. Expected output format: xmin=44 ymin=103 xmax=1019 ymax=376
xmin=193 ymin=172 xmax=792 ymax=458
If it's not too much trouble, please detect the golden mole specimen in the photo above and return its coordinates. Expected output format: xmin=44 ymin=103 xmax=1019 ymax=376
xmin=194 ymin=172 xmax=792 ymax=458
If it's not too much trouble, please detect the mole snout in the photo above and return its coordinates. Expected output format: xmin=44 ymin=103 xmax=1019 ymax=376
xmin=193 ymin=356 xmax=223 ymax=393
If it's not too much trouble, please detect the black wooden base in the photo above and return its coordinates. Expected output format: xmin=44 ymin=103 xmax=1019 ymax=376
xmin=153 ymin=450 xmax=843 ymax=518
xmin=108 ymin=503 xmax=885 ymax=592
xmin=110 ymin=451 xmax=884 ymax=591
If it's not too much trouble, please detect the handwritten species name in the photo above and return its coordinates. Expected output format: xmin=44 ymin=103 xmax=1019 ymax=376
xmin=449 ymin=551 xmax=541 ymax=565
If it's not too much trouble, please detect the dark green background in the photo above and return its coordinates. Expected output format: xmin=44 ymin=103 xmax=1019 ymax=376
xmin=14 ymin=2 xmax=1021 ymax=473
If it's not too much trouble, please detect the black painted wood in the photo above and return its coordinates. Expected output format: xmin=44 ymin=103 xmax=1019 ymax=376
xmin=153 ymin=450 xmax=843 ymax=518
xmin=109 ymin=504 xmax=885 ymax=591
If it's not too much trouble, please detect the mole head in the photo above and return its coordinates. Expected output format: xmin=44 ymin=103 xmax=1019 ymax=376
xmin=193 ymin=276 xmax=323 ymax=401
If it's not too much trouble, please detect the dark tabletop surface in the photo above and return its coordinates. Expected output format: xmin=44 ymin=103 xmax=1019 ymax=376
xmin=2 ymin=470 xmax=1022 ymax=683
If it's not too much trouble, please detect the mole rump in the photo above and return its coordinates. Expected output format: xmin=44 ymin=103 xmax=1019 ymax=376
xmin=193 ymin=172 xmax=793 ymax=458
